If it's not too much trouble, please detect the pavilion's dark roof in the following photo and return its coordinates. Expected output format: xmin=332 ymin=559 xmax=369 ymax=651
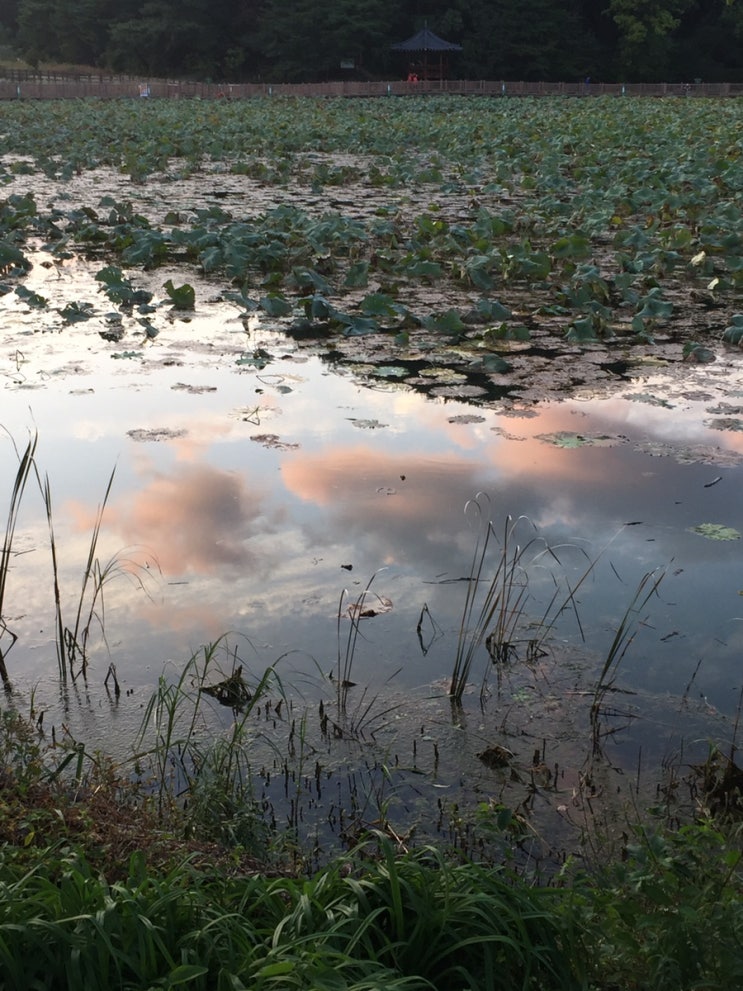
xmin=390 ymin=27 xmax=462 ymax=53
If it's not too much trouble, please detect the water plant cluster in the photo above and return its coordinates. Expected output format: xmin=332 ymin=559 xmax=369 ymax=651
xmin=1 ymin=96 xmax=742 ymax=404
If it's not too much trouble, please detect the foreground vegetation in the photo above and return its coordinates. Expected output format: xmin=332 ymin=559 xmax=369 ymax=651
xmin=2 ymin=700 xmax=743 ymax=991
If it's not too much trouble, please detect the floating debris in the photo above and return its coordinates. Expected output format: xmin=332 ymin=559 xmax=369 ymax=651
xmin=250 ymin=433 xmax=300 ymax=450
xmin=477 ymin=744 xmax=515 ymax=770
xmin=200 ymin=665 xmax=252 ymax=708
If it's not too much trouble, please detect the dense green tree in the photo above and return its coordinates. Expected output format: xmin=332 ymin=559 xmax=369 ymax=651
xmin=17 ymin=0 xmax=112 ymax=66
xmin=0 ymin=0 xmax=20 ymax=43
xmin=675 ymin=0 xmax=743 ymax=81
xmin=257 ymin=0 xmax=396 ymax=81
xmin=608 ymin=0 xmax=694 ymax=79
xmin=461 ymin=0 xmax=601 ymax=80
xmin=3 ymin=0 xmax=743 ymax=82
xmin=106 ymin=0 xmax=237 ymax=77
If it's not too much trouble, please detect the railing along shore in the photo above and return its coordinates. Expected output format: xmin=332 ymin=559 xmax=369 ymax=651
xmin=0 ymin=70 xmax=741 ymax=100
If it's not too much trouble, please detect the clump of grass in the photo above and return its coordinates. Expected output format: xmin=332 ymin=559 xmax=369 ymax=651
xmin=335 ymin=570 xmax=386 ymax=710
xmin=572 ymin=817 xmax=743 ymax=991
xmin=450 ymin=498 xmax=588 ymax=704
xmin=333 ymin=569 xmax=401 ymax=738
xmin=135 ymin=637 xmax=280 ymax=851
xmin=450 ymin=498 xmax=643 ymax=706
xmin=0 ymin=427 xmax=154 ymax=686
xmin=451 ymin=504 xmax=536 ymax=703
xmin=3 ymin=819 xmax=740 ymax=991
xmin=38 ymin=464 xmax=146 ymax=682
xmin=0 ymin=429 xmax=38 ymax=690
xmin=0 ymin=835 xmax=580 ymax=991
xmin=590 ymin=567 xmax=666 ymax=753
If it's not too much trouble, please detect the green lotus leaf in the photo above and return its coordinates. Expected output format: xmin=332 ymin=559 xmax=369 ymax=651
xmin=689 ymin=523 xmax=741 ymax=541
xmin=722 ymin=314 xmax=743 ymax=346
xmin=259 ymin=294 xmax=292 ymax=317
xmin=343 ymin=262 xmax=369 ymax=288
xmin=60 ymin=301 xmax=95 ymax=323
xmin=422 ymin=309 xmax=465 ymax=335
xmin=163 ymin=279 xmax=195 ymax=310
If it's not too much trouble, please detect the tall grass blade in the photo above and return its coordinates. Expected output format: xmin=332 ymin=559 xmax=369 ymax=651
xmin=0 ymin=429 xmax=38 ymax=689
xmin=37 ymin=465 xmax=118 ymax=681
xmin=39 ymin=472 xmax=67 ymax=680
xmin=591 ymin=567 xmax=666 ymax=751
xmin=336 ymin=569 xmax=386 ymax=719
xmin=451 ymin=501 xmax=537 ymax=703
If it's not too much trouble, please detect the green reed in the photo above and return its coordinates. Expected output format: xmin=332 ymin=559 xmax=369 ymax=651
xmin=0 ymin=429 xmax=38 ymax=690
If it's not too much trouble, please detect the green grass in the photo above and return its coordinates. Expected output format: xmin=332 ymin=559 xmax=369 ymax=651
xmin=0 ymin=820 xmax=741 ymax=991
xmin=0 ymin=429 xmax=37 ymax=689
xmin=1 ymin=682 xmax=743 ymax=991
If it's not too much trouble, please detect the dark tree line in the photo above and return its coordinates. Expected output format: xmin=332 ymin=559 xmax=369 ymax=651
xmin=1 ymin=0 xmax=742 ymax=82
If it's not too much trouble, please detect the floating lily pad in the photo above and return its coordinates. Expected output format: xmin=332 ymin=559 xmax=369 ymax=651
xmin=348 ymin=418 xmax=387 ymax=429
xmin=635 ymin=441 xmax=743 ymax=467
xmin=250 ymin=433 xmax=299 ymax=451
xmin=373 ymin=365 xmax=408 ymax=379
xmin=490 ymin=427 xmax=525 ymax=441
xmin=347 ymin=596 xmax=393 ymax=619
xmin=127 ymin=427 xmax=187 ymax=442
xmin=625 ymin=393 xmax=675 ymax=408
xmin=536 ymin=431 xmax=626 ymax=449
xmin=171 ymin=382 xmax=217 ymax=394
xmin=689 ymin=523 xmax=741 ymax=541
xmin=419 ymin=368 xmax=467 ymax=383
xmin=431 ymin=384 xmax=488 ymax=398
xmin=706 ymin=418 xmax=743 ymax=432
xmin=706 ymin=404 xmax=743 ymax=416
xmin=448 ymin=414 xmax=486 ymax=424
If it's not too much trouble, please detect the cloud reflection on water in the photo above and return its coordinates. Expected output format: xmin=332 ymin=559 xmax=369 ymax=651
xmin=6 ymin=344 xmax=743 ymax=718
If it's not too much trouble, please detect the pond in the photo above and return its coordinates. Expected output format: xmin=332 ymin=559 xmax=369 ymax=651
xmin=3 ymin=254 xmax=742 ymax=859
xmin=1 ymin=97 xmax=742 ymax=861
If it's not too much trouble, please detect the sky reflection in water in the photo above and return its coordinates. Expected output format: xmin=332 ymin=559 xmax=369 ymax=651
xmin=2 ymin=326 xmax=742 ymax=743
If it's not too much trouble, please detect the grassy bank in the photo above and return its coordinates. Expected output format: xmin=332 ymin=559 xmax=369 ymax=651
xmin=1 ymin=706 xmax=742 ymax=991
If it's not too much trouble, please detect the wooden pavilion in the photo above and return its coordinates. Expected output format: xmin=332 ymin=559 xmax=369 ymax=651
xmin=391 ymin=26 xmax=462 ymax=81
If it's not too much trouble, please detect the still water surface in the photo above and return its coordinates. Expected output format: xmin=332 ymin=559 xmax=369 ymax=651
xmin=2 ymin=304 xmax=742 ymax=729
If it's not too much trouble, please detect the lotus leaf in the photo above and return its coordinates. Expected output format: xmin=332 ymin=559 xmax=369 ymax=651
xmin=536 ymin=432 xmax=623 ymax=448
xmin=422 ymin=310 xmax=466 ymax=335
xmin=59 ymin=301 xmax=95 ymax=323
xmin=689 ymin=524 xmax=741 ymax=541
xmin=483 ymin=323 xmax=531 ymax=343
xmin=259 ymin=294 xmax=292 ymax=317
xmin=15 ymin=285 xmax=47 ymax=308
xmin=0 ymin=241 xmax=30 ymax=274
xmin=722 ymin=315 xmax=743 ymax=346
xmin=163 ymin=280 xmax=195 ymax=310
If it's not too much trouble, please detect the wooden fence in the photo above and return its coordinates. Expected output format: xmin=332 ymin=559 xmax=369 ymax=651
xmin=1 ymin=70 xmax=742 ymax=100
